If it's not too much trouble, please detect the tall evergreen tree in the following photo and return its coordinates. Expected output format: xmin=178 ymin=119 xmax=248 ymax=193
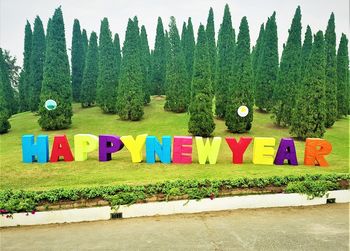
xmin=215 ymin=4 xmax=235 ymax=118
xmin=206 ymin=7 xmax=217 ymax=86
xmin=82 ymin=29 xmax=88 ymax=56
xmin=0 ymin=50 xmax=16 ymax=115
xmin=117 ymin=18 xmax=144 ymax=120
xmin=181 ymin=22 xmax=187 ymax=50
xmin=18 ymin=21 xmax=32 ymax=112
xmin=113 ymin=33 xmax=122 ymax=79
xmin=151 ymin=17 xmax=166 ymax=95
xmin=183 ymin=17 xmax=195 ymax=79
xmin=225 ymin=17 xmax=254 ymax=133
xmin=38 ymin=7 xmax=73 ymax=130
xmin=290 ymin=31 xmax=326 ymax=139
xmin=164 ymin=16 xmax=189 ymax=112
xmin=188 ymin=24 xmax=215 ymax=137
xmin=324 ymin=13 xmax=338 ymax=127
xmin=140 ymin=25 xmax=151 ymax=104
xmin=336 ymin=34 xmax=349 ymax=117
xmin=0 ymin=48 xmax=11 ymax=133
xmin=252 ymin=23 xmax=265 ymax=82
xmin=255 ymin=12 xmax=278 ymax=112
xmin=301 ymin=25 xmax=313 ymax=80
xmin=272 ymin=6 xmax=302 ymax=126
xmin=30 ymin=16 xmax=46 ymax=112
xmin=71 ymin=19 xmax=84 ymax=102
xmin=81 ymin=32 xmax=98 ymax=108
xmin=97 ymin=18 xmax=117 ymax=113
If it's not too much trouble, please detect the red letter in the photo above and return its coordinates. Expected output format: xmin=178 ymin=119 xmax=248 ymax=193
xmin=50 ymin=135 xmax=74 ymax=162
xmin=304 ymin=138 xmax=332 ymax=166
xmin=172 ymin=136 xmax=192 ymax=164
xmin=225 ymin=137 xmax=253 ymax=164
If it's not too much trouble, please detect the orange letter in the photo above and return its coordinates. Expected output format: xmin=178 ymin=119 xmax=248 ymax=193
xmin=304 ymin=138 xmax=332 ymax=166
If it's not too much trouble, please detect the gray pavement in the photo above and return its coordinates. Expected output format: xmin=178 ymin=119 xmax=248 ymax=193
xmin=0 ymin=203 xmax=349 ymax=251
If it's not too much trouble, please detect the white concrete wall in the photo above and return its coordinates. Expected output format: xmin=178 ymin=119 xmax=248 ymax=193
xmin=1 ymin=190 xmax=349 ymax=227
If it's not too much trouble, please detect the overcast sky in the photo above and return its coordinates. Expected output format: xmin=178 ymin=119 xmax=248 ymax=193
xmin=0 ymin=0 xmax=349 ymax=65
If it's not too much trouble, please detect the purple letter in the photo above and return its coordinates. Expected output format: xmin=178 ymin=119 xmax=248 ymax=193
xmin=99 ymin=135 xmax=124 ymax=161
xmin=274 ymin=138 xmax=298 ymax=165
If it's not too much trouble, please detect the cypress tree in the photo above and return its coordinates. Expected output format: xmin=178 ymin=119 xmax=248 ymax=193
xmin=225 ymin=17 xmax=254 ymax=133
xmin=181 ymin=22 xmax=187 ymax=50
xmin=0 ymin=48 xmax=11 ymax=133
xmin=30 ymin=16 xmax=46 ymax=112
xmin=252 ymin=23 xmax=265 ymax=82
xmin=82 ymin=29 xmax=88 ymax=77
xmin=255 ymin=12 xmax=278 ymax=112
xmin=81 ymin=32 xmax=98 ymax=108
xmin=324 ymin=13 xmax=338 ymax=127
xmin=19 ymin=21 xmax=32 ymax=112
xmin=71 ymin=19 xmax=84 ymax=102
xmin=206 ymin=7 xmax=217 ymax=86
xmin=97 ymin=18 xmax=117 ymax=113
xmin=151 ymin=17 xmax=166 ymax=95
xmin=336 ymin=34 xmax=349 ymax=117
xmin=183 ymin=17 xmax=195 ymax=79
xmin=116 ymin=18 xmax=144 ymax=120
xmin=272 ymin=6 xmax=302 ymax=126
xmin=140 ymin=25 xmax=151 ymax=104
xmin=188 ymin=24 xmax=215 ymax=137
xmin=301 ymin=25 xmax=313 ymax=80
xmin=113 ymin=33 xmax=122 ymax=78
xmin=215 ymin=4 xmax=235 ymax=119
xmin=164 ymin=16 xmax=189 ymax=113
xmin=0 ymin=49 xmax=16 ymax=116
xmin=290 ymin=31 xmax=326 ymax=139
xmin=38 ymin=7 xmax=73 ymax=130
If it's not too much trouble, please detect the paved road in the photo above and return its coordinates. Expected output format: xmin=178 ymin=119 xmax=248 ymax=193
xmin=1 ymin=203 xmax=349 ymax=251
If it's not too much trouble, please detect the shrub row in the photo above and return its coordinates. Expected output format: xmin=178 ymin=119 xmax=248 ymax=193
xmin=0 ymin=173 xmax=349 ymax=213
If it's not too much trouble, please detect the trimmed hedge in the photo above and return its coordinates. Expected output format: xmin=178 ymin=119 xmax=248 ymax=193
xmin=0 ymin=173 xmax=349 ymax=213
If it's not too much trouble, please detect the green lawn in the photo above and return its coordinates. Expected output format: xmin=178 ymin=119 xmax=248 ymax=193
xmin=0 ymin=97 xmax=349 ymax=190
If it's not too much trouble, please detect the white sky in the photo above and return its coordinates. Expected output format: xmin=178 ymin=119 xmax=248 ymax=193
xmin=0 ymin=0 xmax=349 ymax=66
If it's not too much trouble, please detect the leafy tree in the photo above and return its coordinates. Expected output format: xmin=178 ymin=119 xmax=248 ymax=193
xmin=38 ymin=7 xmax=73 ymax=130
xmin=18 ymin=21 xmax=32 ymax=112
xmin=225 ymin=17 xmax=254 ymax=133
xmin=113 ymin=33 xmax=122 ymax=78
xmin=96 ymin=18 xmax=117 ymax=113
xmin=116 ymin=18 xmax=144 ymax=120
xmin=151 ymin=17 xmax=166 ymax=95
xmin=164 ymin=16 xmax=189 ymax=112
xmin=71 ymin=19 xmax=84 ymax=102
xmin=0 ymin=48 xmax=11 ymax=133
xmin=188 ymin=24 xmax=215 ymax=136
xmin=255 ymin=12 xmax=278 ymax=112
xmin=252 ymin=23 xmax=265 ymax=82
xmin=140 ymin=25 xmax=151 ymax=104
xmin=206 ymin=7 xmax=217 ymax=86
xmin=324 ymin=13 xmax=337 ymax=128
xmin=301 ymin=25 xmax=312 ymax=80
xmin=290 ymin=31 xmax=326 ymax=139
xmin=1 ymin=50 xmax=17 ymax=115
xmin=272 ymin=6 xmax=302 ymax=126
xmin=30 ymin=16 xmax=46 ymax=112
xmin=81 ymin=32 xmax=98 ymax=108
xmin=336 ymin=34 xmax=349 ymax=117
xmin=215 ymin=4 xmax=235 ymax=119
xmin=189 ymin=94 xmax=215 ymax=137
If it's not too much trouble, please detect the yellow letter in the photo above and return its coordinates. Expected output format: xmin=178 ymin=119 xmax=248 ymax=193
xmin=195 ymin=137 xmax=222 ymax=164
xmin=120 ymin=134 xmax=147 ymax=163
xmin=253 ymin=137 xmax=276 ymax=165
xmin=74 ymin=134 xmax=99 ymax=161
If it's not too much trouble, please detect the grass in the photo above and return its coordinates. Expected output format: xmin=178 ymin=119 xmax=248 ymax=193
xmin=0 ymin=97 xmax=349 ymax=191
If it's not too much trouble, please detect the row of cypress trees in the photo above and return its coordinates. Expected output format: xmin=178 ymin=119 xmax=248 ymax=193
xmin=1 ymin=5 xmax=349 ymax=138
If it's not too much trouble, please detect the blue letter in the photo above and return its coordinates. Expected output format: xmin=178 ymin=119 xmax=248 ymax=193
xmin=22 ymin=135 xmax=49 ymax=163
xmin=146 ymin=136 xmax=171 ymax=164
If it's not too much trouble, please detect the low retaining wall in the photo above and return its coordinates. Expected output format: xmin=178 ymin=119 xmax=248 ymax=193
xmin=1 ymin=190 xmax=349 ymax=227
